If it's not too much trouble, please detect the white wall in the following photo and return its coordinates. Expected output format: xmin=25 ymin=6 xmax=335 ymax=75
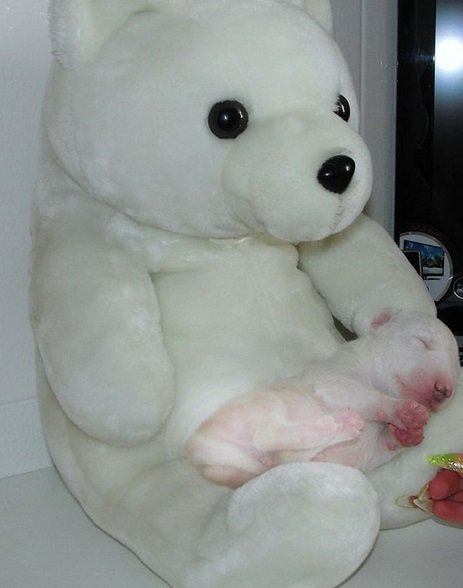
xmin=332 ymin=0 xmax=398 ymax=234
xmin=0 ymin=0 xmax=398 ymax=480
xmin=0 ymin=1 xmax=52 ymax=478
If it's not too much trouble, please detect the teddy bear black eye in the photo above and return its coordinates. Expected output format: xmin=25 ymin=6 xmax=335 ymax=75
xmin=334 ymin=95 xmax=350 ymax=122
xmin=208 ymin=100 xmax=249 ymax=139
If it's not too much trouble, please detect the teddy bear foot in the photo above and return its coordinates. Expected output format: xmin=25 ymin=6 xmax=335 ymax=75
xmin=187 ymin=463 xmax=380 ymax=588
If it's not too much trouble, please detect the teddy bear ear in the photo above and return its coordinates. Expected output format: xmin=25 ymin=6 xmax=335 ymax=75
xmin=288 ymin=0 xmax=333 ymax=34
xmin=49 ymin=0 xmax=162 ymax=68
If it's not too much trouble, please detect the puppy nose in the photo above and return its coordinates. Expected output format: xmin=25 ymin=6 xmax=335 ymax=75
xmin=433 ymin=384 xmax=453 ymax=404
xmin=317 ymin=155 xmax=356 ymax=194
xmin=430 ymin=384 xmax=453 ymax=411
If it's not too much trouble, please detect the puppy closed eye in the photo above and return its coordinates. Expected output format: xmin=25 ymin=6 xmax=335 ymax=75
xmin=412 ymin=335 xmax=434 ymax=351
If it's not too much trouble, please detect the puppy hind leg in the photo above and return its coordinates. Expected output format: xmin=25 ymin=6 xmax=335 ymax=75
xmin=185 ymin=432 xmax=269 ymax=488
xmin=185 ymin=389 xmax=364 ymax=488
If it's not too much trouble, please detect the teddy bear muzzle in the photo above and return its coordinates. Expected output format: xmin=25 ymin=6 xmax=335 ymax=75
xmin=222 ymin=113 xmax=372 ymax=242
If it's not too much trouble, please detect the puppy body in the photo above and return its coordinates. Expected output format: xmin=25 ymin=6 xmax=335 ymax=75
xmin=186 ymin=311 xmax=459 ymax=486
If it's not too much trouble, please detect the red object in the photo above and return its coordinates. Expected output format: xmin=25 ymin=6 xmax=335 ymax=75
xmin=428 ymin=469 xmax=463 ymax=524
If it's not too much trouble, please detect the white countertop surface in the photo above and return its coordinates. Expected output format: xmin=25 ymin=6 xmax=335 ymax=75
xmin=1 ymin=467 xmax=462 ymax=587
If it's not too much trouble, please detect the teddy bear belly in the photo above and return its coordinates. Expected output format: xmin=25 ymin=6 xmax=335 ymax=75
xmin=154 ymin=242 xmax=343 ymax=449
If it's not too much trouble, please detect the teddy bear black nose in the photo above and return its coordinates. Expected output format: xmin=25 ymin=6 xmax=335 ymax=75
xmin=317 ymin=155 xmax=356 ymax=194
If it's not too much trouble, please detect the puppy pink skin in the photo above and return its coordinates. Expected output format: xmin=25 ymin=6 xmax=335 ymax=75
xmin=185 ymin=388 xmax=363 ymax=488
xmin=396 ymin=368 xmax=454 ymax=412
xmin=384 ymin=400 xmax=429 ymax=447
xmin=186 ymin=312 xmax=459 ymax=487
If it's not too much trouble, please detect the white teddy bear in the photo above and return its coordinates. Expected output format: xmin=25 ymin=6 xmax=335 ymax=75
xmin=30 ymin=1 xmax=462 ymax=587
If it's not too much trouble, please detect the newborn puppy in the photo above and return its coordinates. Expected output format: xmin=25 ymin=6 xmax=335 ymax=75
xmin=186 ymin=312 xmax=459 ymax=488
xmin=306 ymin=311 xmax=459 ymax=471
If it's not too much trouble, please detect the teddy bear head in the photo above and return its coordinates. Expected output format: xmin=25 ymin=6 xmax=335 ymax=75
xmin=45 ymin=0 xmax=372 ymax=242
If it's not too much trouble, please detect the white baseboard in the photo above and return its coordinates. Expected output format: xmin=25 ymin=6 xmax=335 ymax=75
xmin=0 ymin=398 xmax=52 ymax=480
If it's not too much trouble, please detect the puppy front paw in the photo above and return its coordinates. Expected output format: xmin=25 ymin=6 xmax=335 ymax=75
xmin=389 ymin=399 xmax=429 ymax=447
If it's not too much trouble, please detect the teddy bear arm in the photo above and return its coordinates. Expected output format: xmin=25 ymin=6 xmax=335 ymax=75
xmin=298 ymin=214 xmax=436 ymax=336
xmin=30 ymin=213 xmax=175 ymax=447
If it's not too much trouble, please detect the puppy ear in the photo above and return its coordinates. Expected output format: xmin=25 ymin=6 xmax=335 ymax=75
xmin=49 ymin=0 xmax=162 ymax=68
xmin=287 ymin=0 xmax=333 ymax=34
xmin=370 ymin=310 xmax=395 ymax=331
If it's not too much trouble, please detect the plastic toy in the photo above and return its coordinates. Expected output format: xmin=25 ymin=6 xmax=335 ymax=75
xmin=428 ymin=453 xmax=463 ymax=473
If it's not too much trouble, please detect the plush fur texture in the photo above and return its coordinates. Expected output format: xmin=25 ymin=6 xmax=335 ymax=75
xmin=30 ymin=1 xmax=462 ymax=587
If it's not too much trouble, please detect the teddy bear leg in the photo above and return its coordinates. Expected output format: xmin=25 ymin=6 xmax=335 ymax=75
xmin=188 ymin=463 xmax=380 ymax=588
xmin=91 ymin=459 xmax=375 ymax=588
